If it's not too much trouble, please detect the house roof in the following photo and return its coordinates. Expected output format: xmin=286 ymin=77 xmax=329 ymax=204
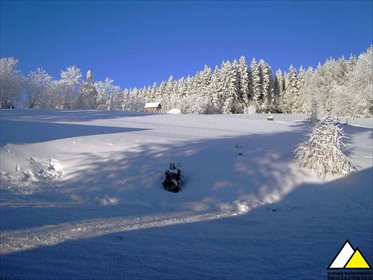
xmin=144 ymin=102 xmax=161 ymax=108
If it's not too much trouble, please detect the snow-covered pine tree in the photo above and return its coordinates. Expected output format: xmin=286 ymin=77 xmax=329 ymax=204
xmin=221 ymin=61 xmax=234 ymax=114
xmin=165 ymin=75 xmax=175 ymax=95
xmin=192 ymin=65 xmax=212 ymax=99
xmin=238 ymin=56 xmax=250 ymax=109
xmin=300 ymin=67 xmax=319 ymax=117
xmin=149 ymin=82 xmax=157 ymax=102
xmin=333 ymin=46 xmax=373 ymax=117
xmin=295 ymin=117 xmax=356 ymax=177
xmin=297 ymin=67 xmax=315 ymax=113
xmin=293 ymin=66 xmax=306 ymax=112
xmin=201 ymin=65 xmax=212 ymax=87
xmin=196 ymin=65 xmax=214 ymax=113
xmin=250 ymin=58 xmax=261 ymax=113
xmin=315 ymin=60 xmax=337 ymax=115
xmin=259 ymin=60 xmax=273 ymax=112
xmin=75 ymin=70 xmax=100 ymax=109
xmin=176 ymin=77 xmax=186 ymax=96
xmin=282 ymin=65 xmax=299 ymax=113
xmin=221 ymin=61 xmax=240 ymax=114
xmin=158 ymin=81 xmax=167 ymax=97
xmin=273 ymin=69 xmax=283 ymax=112
xmin=210 ymin=65 xmax=224 ymax=113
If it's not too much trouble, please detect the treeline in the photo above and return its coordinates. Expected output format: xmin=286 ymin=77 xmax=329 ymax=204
xmin=1 ymin=46 xmax=372 ymax=117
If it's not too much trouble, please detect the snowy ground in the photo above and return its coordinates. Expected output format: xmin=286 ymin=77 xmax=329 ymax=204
xmin=0 ymin=110 xmax=372 ymax=280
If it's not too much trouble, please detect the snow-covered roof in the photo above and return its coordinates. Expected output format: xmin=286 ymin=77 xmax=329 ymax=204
xmin=144 ymin=102 xmax=161 ymax=108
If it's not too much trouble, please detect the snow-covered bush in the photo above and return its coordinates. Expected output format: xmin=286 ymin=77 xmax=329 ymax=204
xmin=97 ymin=196 xmax=119 ymax=206
xmin=295 ymin=118 xmax=356 ymax=177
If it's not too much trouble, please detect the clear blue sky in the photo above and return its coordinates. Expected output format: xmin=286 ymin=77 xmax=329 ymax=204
xmin=1 ymin=1 xmax=372 ymax=89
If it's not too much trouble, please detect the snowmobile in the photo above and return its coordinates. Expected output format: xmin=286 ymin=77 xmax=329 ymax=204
xmin=163 ymin=163 xmax=182 ymax=193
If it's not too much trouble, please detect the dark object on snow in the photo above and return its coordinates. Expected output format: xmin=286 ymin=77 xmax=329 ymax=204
xmin=267 ymin=116 xmax=274 ymax=121
xmin=163 ymin=163 xmax=182 ymax=193
xmin=1 ymin=100 xmax=15 ymax=109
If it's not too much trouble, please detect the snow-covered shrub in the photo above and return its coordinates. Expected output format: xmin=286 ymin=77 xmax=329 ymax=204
xmin=97 ymin=196 xmax=119 ymax=206
xmin=295 ymin=118 xmax=356 ymax=177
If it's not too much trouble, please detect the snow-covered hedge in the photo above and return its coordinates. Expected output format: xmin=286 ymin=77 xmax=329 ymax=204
xmin=295 ymin=118 xmax=356 ymax=177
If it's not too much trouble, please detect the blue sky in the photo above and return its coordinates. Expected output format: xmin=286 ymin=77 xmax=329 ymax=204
xmin=1 ymin=1 xmax=372 ymax=89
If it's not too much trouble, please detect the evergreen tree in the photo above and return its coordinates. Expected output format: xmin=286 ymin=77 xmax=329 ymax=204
xmin=250 ymin=58 xmax=261 ymax=112
xmin=334 ymin=46 xmax=373 ymax=117
xmin=219 ymin=61 xmax=240 ymax=114
xmin=211 ymin=66 xmax=224 ymax=113
xmin=75 ymin=70 xmax=100 ymax=109
xmin=273 ymin=69 xmax=283 ymax=112
xmin=149 ymin=82 xmax=157 ymax=102
xmin=258 ymin=60 xmax=273 ymax=112
xmin=238 ymin=56 xmax=250 ymax=109
xmin=282 ymin=65 xmax=299 ymax=113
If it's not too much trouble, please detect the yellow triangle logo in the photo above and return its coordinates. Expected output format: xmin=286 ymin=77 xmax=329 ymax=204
xmin=345 ymin=249 xmax=371 ymax=269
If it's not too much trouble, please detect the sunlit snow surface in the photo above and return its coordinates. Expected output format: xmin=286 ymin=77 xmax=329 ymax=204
xmin=0 ymin=110 xmax=372 ymax=279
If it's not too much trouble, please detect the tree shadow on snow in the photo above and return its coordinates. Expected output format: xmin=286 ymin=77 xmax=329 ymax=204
xmin=0 ymin=120 xmax=149 ymax=145
xmin=0 ymin=109 xmax=158 ymax=123
xmin=3 ymin=119 xmax=371 ymax=228
xmin=0 ymin=167 xmax=371 ymax=280
xmin=2 ymin=122 xmax=310 ymax=231
xmin=59 ymin=123 xmax=309 ymax=208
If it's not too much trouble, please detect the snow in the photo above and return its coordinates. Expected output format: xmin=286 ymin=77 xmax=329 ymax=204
xmin=144 ymin=102 xmax=161 ymax=108
xmin=0 ymin=110 xmax=372 ymax=279
xmin=167 ymin=108 xmax=181 ymax=114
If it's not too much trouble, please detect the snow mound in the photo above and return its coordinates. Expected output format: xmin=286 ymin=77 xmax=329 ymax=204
xmin=28 ymin=158 xmax=64 ymax=181
xmin=0 ymin=153 xmax=64 ymax=195
xmin=96 ymin=196 xmax=120 ymax=206
xmin=167 ymin=108 xmax=181 ymax=114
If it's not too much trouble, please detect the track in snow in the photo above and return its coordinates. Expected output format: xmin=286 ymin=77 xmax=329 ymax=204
xmin=0 ymin=210 xmax=236 ymax=255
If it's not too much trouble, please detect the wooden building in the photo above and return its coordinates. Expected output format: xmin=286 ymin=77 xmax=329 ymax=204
xmin=144 ymin=102 xmax=162 ymax=113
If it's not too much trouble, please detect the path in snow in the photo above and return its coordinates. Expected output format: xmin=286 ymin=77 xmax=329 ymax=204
xmin=0 ymin=211 xmax=230 ymax=255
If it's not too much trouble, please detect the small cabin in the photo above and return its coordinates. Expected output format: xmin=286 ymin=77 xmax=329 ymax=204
xmin=144 ymin=102 xmax=162 ymax=113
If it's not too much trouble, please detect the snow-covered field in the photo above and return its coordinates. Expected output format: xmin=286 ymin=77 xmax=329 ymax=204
xmin=0 ymin=110 xmax=372 ymax=280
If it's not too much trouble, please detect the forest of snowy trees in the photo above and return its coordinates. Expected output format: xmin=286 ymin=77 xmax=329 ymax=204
xmin=1 ymin=46 xmax=372 ymax=117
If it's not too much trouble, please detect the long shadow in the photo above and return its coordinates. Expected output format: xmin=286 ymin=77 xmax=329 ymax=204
xmin=0 ymin=120 xmax=149 ymax=145
xmin=53 ymin=127 xmax=308 ymax=206
xmin=0 ymin=118 xmax=371 ymax=279
xmin=339 ymin=123 xmax=373 ymax=168
xmin=0 ymin=109 xmax=158 ymax=123
xmin=0 ymin=168 xmax=371 ymax=280
xmin=3 ymin=119 xmax=370 ymax=232
xmin=1 ymin=119 xmax=370 ymax=229
xmin=0 ymin=124 xmax=306 ymax=231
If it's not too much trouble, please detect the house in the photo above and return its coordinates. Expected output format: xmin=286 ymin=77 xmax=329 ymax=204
xmin=144 ymin=102 xmax=162 ymax=113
